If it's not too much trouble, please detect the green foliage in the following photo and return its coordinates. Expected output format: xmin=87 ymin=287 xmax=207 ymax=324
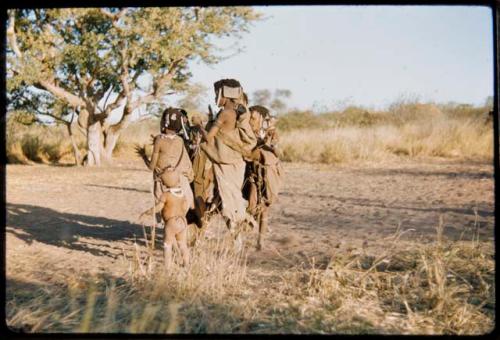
xmin=277 ymin=102 xmax=491 ymax=132
xmin=276 ymin=111 xmax=324 ymax=131
xmin=7 ymin=8 xmax=261 ymax=116
xmin=176 ymin=82 xmax=209 ymax=113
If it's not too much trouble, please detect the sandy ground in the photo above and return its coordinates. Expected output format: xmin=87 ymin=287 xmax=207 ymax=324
xmin=5 ymin=159 xmax=495 ymax=302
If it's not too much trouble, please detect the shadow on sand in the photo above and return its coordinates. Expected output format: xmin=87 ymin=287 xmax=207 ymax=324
xmin=6 ymin=203 xmax=148 ymax=258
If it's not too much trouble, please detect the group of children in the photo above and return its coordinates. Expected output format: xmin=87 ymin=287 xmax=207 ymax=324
xmin=138 ymin=78 xmax=282 ymax=269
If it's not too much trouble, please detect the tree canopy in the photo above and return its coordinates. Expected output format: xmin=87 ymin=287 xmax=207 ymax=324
xmin=252 ymin=88 xmax=292 ymax=113
xmin=7 ymin=7 xmax=261 ymax=165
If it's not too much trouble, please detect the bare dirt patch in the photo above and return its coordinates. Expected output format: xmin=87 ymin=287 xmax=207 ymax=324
xmin=5 ymin=159 xmax=495 ymax=333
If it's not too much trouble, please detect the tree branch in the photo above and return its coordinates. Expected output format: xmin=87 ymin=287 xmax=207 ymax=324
xmin=101 ymin=8 xmax=127 ymax=29
xmin=36 ymin=111 xmax=71 ymax=125
xmin=97 ymin=85 xmax=113 ymax=113
xmin=100 ymin=8 xmax=115 ymax=19
xmin=36 ymin=80 xmax=86 ymax=108
xmin=104 ymin=92 xmax=126 ymax=115
xmin=119 ymin=47 xmax=132 ymax=101
xmin=7 ymin=10 xmax=23 ymax=59
xmin=127 ymin=59 xmax=182 ymax=112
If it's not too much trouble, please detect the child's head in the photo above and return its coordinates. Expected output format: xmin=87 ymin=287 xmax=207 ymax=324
xmin=160 ymin=108 xmax=183 ymax=133
xmin=191 ymin=114 xmax=202 ymax=127
xmin=160 ymin=167 xmax=180 ymax=188
xmin=267 ymin=116 xmax=277 ymax=130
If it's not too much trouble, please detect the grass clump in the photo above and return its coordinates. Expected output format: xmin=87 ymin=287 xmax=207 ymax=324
xmin=6 ymin=100 xmax=493 ymax=165
xmin=280 ymin=114 xmax=492 ymax=165
xmin=6 ymin=216 xmax=495 ymax=334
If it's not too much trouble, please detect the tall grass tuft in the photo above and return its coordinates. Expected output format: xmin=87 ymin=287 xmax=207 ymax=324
xmin=6 ymin=116 xmax=84 ymax=165
xmin=6 ymin=101 xmax=493 ymax=165
xmin=280 ymin=115 xmax=492 ymax=164
xmin=20 ymin=135 xmax=44 ymax=163
xmin=6 ymin=217 xmax=495 ymax=334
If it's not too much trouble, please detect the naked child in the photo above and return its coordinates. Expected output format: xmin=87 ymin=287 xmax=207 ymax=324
xmin=140 ymin=167 xmax=190 ymax=268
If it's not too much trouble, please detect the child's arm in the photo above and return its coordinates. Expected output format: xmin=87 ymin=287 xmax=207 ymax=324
xmin=148 ymin=137 xmax=161 ymax=171
xmin=139 ymin=195 xmax=166 ymax=220
xmin=135 ymin=144 xmax=151 ymax=168
xmin=182 ymin=196 xmax=189 ymax=215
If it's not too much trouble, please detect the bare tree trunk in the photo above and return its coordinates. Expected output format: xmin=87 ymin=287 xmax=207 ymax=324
xmin=101 ymin=106 xmax=134 ymax=164
xmin=86 ymin=121 xmax=102 ymax=166
xmin=66 ymin=122 xmax=82 ymax=166
xmin=102 ymin=129 xmax=120 ymax=164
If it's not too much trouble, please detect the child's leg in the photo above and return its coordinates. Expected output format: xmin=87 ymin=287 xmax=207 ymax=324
xmin=175 ymin=226 xmax=190 ymax=266
xmin=165 ymin=218 xmax=187 ymax=268
xmin=164 ymin=226 xmax=176 ymax=269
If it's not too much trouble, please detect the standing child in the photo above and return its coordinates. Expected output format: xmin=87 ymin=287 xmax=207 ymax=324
xmin=140 ymin=167 xmax=190 ymax=268
xmin=137 ymin=107 xmax=194 ymax=210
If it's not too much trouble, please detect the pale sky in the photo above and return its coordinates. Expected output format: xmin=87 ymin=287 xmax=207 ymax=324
xmin=176 ymin=5 xmax=494 ymax=112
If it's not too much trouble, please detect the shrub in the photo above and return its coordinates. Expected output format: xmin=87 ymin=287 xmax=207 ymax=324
xmin=20 ymin=135 xmax=44 ymax=163
xmin=6 ymin=221 xmax=494 ymax=334
xmin=276 ymin=111 xmax=324 ymax=132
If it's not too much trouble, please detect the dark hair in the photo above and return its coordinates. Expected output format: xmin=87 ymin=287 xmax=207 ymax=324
xmin=249 ymin=105 xmax=269 ymax=117
xmin=242 ymin=92 xmax=248 ymax=104
xmin=160 ymin=107 xmax=183 ymax=133
xmin=213 ymin=79 xmax=241 ymax=92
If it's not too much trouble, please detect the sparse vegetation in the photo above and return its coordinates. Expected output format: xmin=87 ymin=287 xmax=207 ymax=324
xmin=6 ymin=118 xmax=76 ymax=165
xmin=6 ymin=219 xmax=494 ymax=334
xmin=279 ymin=102 xmax=493 ymax=164
xmin=6 ymin=101 xmax=493 ymax=166
xmin=5 ymin=100 xmax=495 ymax=334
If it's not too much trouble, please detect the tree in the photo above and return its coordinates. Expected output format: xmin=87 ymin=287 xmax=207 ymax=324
xmin=252 ymin=89 xmax=272 ymax=107
xmin=8 ymin=89 xmax=83 ymax=165
xmin=251 ymin=88 xmax=292 ymax=113
xmin=7 ymin=7 xmax=260 ymax=166
xmin=270 ymin=89 xmax=292 ymax=112
xmin=176 ymin=82 xmax=209 ymax=114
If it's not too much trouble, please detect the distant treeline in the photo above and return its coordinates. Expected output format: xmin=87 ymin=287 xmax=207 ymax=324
xmin=276 ymin=102 xmax=492 ymax=132
xmin=6 ymin=101 xmax=494 ymax=166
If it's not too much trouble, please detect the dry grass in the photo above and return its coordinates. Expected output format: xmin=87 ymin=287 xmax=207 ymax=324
xmin=281 ymin=115 xmax=493 ymax=164
xmin=277 ymin=101 xmax=493 ymax=164
xmin=6 ymin=119 xmax=79 ymax=165
xmin=6 ymin=102 xmax=493 ymax=165
xmin=6 ymin=217 xmax=495 ymax=334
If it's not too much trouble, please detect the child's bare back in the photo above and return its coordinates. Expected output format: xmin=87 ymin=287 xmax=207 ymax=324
xmin=140 ymin=168 xmax=191 ymax=268
xmin=159 ymin=190 xmax=189 ymax=239
xmin=160 ymin=190 xmax=188 ymax=223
